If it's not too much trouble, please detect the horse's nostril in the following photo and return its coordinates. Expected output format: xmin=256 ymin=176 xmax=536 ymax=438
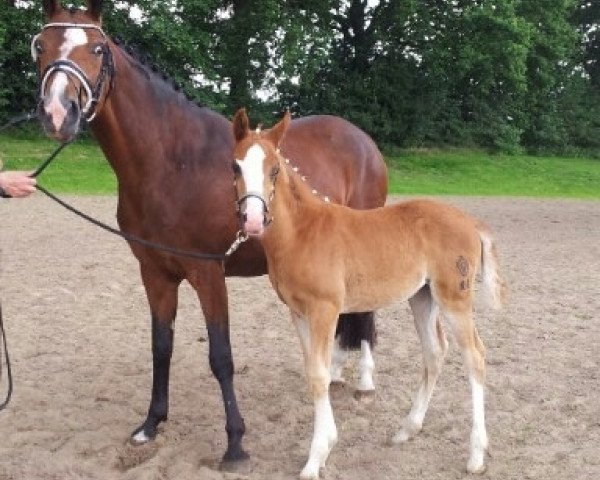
xmin=242 ymin=213 xmax=248 ymax=222
xmin=68 ymin=100 xmax=79 ymax=114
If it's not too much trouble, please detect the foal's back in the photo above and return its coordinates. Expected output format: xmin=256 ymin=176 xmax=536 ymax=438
xmin=309 ymin=199 xmax=485 ymax=312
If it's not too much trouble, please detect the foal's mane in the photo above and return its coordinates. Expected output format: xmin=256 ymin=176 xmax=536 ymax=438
xmin=111 ymin=37 xmax=204 ymax=108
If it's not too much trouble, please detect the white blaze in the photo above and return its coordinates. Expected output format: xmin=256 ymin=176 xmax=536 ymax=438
xmin=237 ymin=144 xmax=267 ymax=231
xmin=44 ymin=28 xmax=88 ymax=131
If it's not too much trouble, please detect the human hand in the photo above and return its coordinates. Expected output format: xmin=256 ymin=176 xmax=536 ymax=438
xmin=0 ymin=171 xmax=37 ymax=198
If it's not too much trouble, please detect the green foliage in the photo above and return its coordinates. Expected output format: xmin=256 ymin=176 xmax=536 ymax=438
xmin=0 ymin=4 xmax=42 ymax=123
xmin=0 ymin=0 xmax=598 ymax=155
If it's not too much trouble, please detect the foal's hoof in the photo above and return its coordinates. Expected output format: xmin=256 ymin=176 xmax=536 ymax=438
xmin=466 ymin=462 xmax=487 ymax=475
xmin=391 ymin=419 xmax=422 ymax=444
xmin=299 ymin=465 xmax=320 ymax=480
xmin=353 ymin=389 xmax=375 ymax=403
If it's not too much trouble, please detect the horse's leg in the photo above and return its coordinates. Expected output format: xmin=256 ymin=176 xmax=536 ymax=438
xmin=188 ymin=264 xmax=248 ymax=464
xmin=334 ymin=312 xmax=376 ymax=396
xmin=329 ymin=334 xmax=348 ymax=384
xmin=295 ymin=305 xmax=339 ymax=480
xmin=443 ymin=304 xmax=488 ymax=473
xmin=393 ymin=285 xmax=447 ymax=443
xmin=131 ymin=264 xmax=180 ymax=444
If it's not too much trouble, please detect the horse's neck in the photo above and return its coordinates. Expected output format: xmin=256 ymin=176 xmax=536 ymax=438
xmin=90 ymin=47 xmax=208 ymax=182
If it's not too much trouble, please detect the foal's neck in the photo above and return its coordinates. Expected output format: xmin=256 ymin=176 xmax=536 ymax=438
xmin=264 ymin=160 xmax=325 ymax=250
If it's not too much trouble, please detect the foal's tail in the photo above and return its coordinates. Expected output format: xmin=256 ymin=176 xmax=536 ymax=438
xmin=478 ymin=226 xmax=507 ymax=309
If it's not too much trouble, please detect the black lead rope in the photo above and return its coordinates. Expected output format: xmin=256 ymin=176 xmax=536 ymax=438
xmin=34 ymin=184 xmax=228 ymax=261
xmin=0 ymin=304 xmax=13 ymax=411
xmin=27 ymin=141 xmax=228 ymax=261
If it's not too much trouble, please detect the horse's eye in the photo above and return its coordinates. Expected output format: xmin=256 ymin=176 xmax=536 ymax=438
xmin=269 ymin=165 xmax=280 ymax=179
xmin=232 ymin=161 xmax=241 ymax=176
xmin=93 ymin=44 xmax=104 ymax=56
xmin=35 ymin=42 xmax=43 ymax=55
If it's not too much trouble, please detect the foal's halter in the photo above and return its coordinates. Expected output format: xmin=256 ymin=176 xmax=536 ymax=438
xmin=33 ymin=23 xmax=114 ymax=122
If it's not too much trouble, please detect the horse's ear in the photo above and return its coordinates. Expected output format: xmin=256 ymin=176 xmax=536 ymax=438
xmin=86 ymin=0 xmax=104 ymax=21
xmin=265 ymin=110 xmax=291 ymax=148
xmin=232 ymin=108 xmax=250 ymax=142
xmin=42 ymin=0 xmax=61 ymax=18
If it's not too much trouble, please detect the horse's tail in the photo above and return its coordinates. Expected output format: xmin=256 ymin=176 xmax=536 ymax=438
xmin=478 ymin=226 xmax=507 ymax=309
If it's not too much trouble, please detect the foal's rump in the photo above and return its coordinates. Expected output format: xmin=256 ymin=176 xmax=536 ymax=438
xmin=399 ymin=199 xmax=506 ymax=308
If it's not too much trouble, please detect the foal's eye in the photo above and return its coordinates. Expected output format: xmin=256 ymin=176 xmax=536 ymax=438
xmin=35 ymin=42 xmax=44 ymax=55
xmin=92 ymin=43 xmax=105 ymax=56
xmin=232 ymin=161 xmax=241 ymax=176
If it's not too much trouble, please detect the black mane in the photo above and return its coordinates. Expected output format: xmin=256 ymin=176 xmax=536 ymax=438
xmin=112 ymin=37 xmax=203 ymax=107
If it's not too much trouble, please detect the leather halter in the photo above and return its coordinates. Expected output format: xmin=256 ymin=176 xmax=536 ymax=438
xmin=34 ymin=23 xmax=114 ymax=122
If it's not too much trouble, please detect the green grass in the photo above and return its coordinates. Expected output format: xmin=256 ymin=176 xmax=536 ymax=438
xmin=1 ymin=134 xmax=599 ymax=198
xmin=387 ymin=149 xmax=600 ymax=198
xmin=0 ymin=133 xmax=116 ymax=194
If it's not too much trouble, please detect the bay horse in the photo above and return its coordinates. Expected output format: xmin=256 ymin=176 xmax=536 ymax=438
xmin=32 ymin=0 xmax=387 ymax=465
xmin=231 ymin=109 xmax=506 ymax=479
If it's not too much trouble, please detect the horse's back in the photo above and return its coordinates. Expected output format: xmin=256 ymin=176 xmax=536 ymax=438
xmin=281 ymin=115 xmax=388 ymax=209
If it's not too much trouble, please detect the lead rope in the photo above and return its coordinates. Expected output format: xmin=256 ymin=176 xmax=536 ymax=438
xmin=0 ymin=304 xmax=13 ymax=411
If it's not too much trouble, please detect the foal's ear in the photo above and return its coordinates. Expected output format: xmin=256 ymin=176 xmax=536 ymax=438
xmin=265 ymin=110 xmax=291 ymax=148
xmin=232 ymin=108 xmax=250 ymax=142
xmin=86 ymin=0 xmax=104 ymax=21
xmin=42 ymin=0 xmax=62 ymax=18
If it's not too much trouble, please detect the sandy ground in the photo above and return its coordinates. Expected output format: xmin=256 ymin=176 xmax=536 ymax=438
xmin=0 ymin=195 xmax=599 ymax=480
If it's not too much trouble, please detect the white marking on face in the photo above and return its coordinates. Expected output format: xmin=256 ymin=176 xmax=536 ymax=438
xmin=237 ymin=144 xmax=267 ymax=233
xmin=43 ymin=28 xmax=88 ymax=131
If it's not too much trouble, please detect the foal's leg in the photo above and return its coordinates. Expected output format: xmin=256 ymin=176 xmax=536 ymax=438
xmin=293 ymin=306 xmax=339 ymax=480
xmin=189 ymin=264 xmax=248 ymax=463
xmin=393 ymin=285 xmax=447 ymax=443
xmin=443 ymin=306 xmax=488 ymax=473
xmin=132 ymin=264 xmax=181 ymax=444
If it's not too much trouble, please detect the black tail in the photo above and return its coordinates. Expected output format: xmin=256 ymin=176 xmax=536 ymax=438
xmin=335 ymin=312 xmax=377 ymax=350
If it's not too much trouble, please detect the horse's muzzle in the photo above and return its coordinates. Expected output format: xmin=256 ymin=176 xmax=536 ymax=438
xmin=38 ymin=96 xmax=81 ymax=143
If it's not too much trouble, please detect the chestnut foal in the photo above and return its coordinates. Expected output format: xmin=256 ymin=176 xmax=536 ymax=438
xmin=231 ymin=109 xmax=506 ymax=479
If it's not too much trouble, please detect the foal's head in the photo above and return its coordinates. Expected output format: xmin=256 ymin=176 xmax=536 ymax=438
xmin=231 ymin=108 xmax=291 ymax=236
xmin=33 ymin=0 xmax=111 ymax=142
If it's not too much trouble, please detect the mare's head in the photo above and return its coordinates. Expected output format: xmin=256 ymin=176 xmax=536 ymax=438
xmin=231 ymin=108 xmax=291 ymax=237
xmin=33 ymin=0 xmax=112 ymax=142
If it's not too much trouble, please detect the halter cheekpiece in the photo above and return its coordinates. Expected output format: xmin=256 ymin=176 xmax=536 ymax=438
xmin=33 ymin=22 xmax=114 ymax=122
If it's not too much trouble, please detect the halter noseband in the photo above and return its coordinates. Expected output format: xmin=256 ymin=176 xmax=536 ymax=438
xmin=34 ymin=23 xmax=114 ymax=122
xmin=236 ymin=192 xmax=272 ymax=227
xmin=235 ymin=162 xmax=281 ymax=227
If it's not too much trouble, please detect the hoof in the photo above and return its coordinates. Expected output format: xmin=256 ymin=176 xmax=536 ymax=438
xmin=353 ymin=389 xmax=375 ymax=402
xmin=130 ymin=426 xmax=155 ymax=445
xmin=391 ymin=419 xmax=422 ymax=444
xmin=330 ymin=379 xmax=346 ymax=387
xmin=221 ymin=447 xmax=250 ymax=466
xmin=467 ymin=448 xmax=488 ymax=474
xmin=467 ymin=462 xmax=487 ymax=475
xmin=220 ymin=447 xmax=250 ymax=473
xmin=299 ymin=465 xmax=320 ymax=480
